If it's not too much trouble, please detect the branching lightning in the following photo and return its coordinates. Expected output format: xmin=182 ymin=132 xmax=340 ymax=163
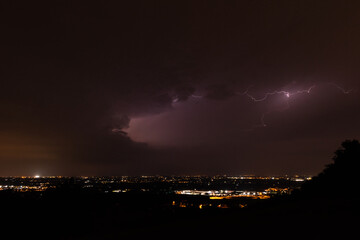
xmin=238 ymin=85 xmax=316 ymax=102
xmin=187 ymin=82 xmax=353 ymax=128
xmin=238 ymin=85 xmax=316 ymax=127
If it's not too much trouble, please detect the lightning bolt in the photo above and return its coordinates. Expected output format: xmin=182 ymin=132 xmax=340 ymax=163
xmin=238 ymin=85 xmax=315 ymax=102
xmin=327 ymin=82 xmax=352 ymax=94
xmin=188 ymin=82 xmax=353 ymax=128
xmin=239 ymin=85 xmax=316 ymax=127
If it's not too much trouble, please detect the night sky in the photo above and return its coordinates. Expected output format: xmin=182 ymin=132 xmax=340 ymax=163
xmin=1 ymin=0 xmax=360 ymax=176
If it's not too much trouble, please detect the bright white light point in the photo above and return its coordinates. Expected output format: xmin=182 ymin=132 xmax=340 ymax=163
xmin=34 ymin=175 xmax=40 ymax=178
xmin=285 ymin=92 xmax=290 ymax=98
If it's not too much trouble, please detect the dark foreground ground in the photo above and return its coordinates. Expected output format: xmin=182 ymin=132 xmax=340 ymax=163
xmin=0 ymin=189 xmax=357 ymax=240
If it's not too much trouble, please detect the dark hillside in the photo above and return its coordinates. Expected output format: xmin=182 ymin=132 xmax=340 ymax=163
xmin=0 ymin=140 xmax=358 ymax=239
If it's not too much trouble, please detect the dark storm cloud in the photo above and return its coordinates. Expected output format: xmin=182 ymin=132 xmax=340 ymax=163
xmin=204 ymin=84 xmax=236 ymax=100
xmin=172 ymin=85 xmax=196 ymax=102
xmin=1 ymin=0 xmax=360 ymax=175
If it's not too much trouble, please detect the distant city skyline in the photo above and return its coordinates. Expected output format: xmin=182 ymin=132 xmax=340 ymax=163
xmin=0 ymin=175 xmax=307 ymax=194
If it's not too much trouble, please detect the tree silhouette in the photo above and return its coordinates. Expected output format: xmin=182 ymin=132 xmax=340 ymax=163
xmin=301 ymin=139 xmax=360 ymax=195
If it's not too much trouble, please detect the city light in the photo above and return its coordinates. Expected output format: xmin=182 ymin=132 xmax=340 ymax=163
xmin=0 ymin=175 xmax=309 ymax=197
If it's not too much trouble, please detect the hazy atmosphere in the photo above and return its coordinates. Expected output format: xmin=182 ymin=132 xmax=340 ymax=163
xmin=1 ymin=0 xmax=360 ymax=176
